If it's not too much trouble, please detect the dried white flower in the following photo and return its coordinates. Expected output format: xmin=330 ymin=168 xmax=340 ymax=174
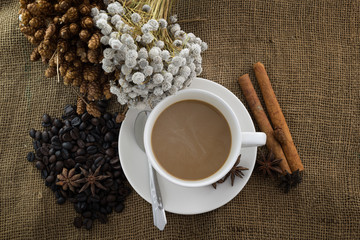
xmin=91 ymin=7 xmax=99 ymax=17
xmin=168 ymin=64 xmax=179 ymax=75
xmin=138 ymin=59 xmax=149 ymax=69
xmin=149 ymin=47 xmax=161 ymax=59
xmin=142 ymin=4 xmax=151 ymax=12
xmin=162 ymin=80 xmax=172 ymax=91
xmin=135 ymin=35 xmax=142 ymax=42
xmin=121 ymin=64 xmax=132 ymax=75
xmin=131 ymin=13 xmax=141 ymax=23
xmin=152 ymin=56 xmax=162 ymax=64
xmin=103 ymin=48 xmax=115 ymax=59
xmin=147 ymin=19 xmax=159 ymax=31
xmin=132 ymin=72 xmax=145 ymax=84
xmin=107 ymin=2 xmax=124 ymax=15
xmin=153 ymin=87 xmax=164 ymax=97
xmin=170 ymin=24 xmax=180 ymax=34
xmin=115 ymin=21 xmax=124 ymax=31
xmin=201 ymin=42 xmax=208 ymax=51
xmin=170 ymin=15 xmax=178 ymax=23
xmin=180 ymin=66 xmax=191 ymax=78
xmin=160 ymin=50 xmax=171 ymax=61
xmin=141 ymin=24 xmax=151 ymax=34
xmin=109 ymin=39 xmax=122 ymax=50
xmin=141 ymin=32 xmax=154 ymax=44
xmin=190 ymin=44 xmax=202 ymax=56
xmin=156 ymin=40 xmax=165 ymax=49
xmin=96 ymin=19 xmax=107 ymax=29
xmin=100 ymin=35 xmax=110 ymax=45
xmin=128 ymin=92 xmax=138 ymax=99
xmin=101 ymin=24 xmax=112 ymax=35
xmin=173 ymin=39 xmax=182 ymax=47
xmin=153 ymin=73 xmax=164 ymax=84
xmin=111 ymin=14 xmax=122 ymax=25
xmin=158 ymin=19 xmax=168 ymax=28
xmin=171 ymin=56 xmax=185 ymax=67
xmin=138 ymin=48 xmax=148 ymax=59
xmin=174 ymin=30 xmax=186 ymax=39
xmin=163 ymin=72 xmax=173 ymax=82
xmin=143 ymin=66 xmax=153 ymax=76
xmin=169 ymin=86 xmax=178 ymax=95
xmin=125 ymin=58 xmax=137 ymax=68
xmin=126 ymin=49 xmax=138 ymax=60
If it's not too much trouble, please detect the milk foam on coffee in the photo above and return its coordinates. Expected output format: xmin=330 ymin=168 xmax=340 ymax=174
xmin=151 ymin=100 xmax=232 ymax=180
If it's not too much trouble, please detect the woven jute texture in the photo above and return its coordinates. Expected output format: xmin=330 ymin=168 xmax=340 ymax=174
xmin=1 ymin=0 xmax=359 ymax=239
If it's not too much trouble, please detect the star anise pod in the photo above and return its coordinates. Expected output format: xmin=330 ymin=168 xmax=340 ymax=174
xmin=212 ymin=155 xmax=248 ymax=188
xmin=278 ymin=170 xmax=302 ymax=193
xmin=56 ymin=168 xmax=82 ymax=192
xmin=76 ymin=166 xmax=109 ymax=196
xmin=256 ymin=151 xmax=283 ymax=179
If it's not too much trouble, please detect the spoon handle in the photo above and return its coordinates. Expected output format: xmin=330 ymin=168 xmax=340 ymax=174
xmin=148 ymin=161 xmax=167 ymax=230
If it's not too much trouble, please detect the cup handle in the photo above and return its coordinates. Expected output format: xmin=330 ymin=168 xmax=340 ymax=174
xmin=241 ymin=132 xmax=267 ymax=148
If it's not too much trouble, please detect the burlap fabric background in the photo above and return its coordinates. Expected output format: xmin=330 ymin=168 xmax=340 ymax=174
xmin=1 ymin=0 xmax=359 ymax=239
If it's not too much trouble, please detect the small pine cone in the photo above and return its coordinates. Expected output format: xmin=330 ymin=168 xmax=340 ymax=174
xmin=86 ymin=102 xmax=101 ymax=118
xmin=64 ymin=51 xmax=76 ymax=63
xmin=79 ymin=3 xmax=91 ymax=15
xmin=99 ymin=73 xmax=108 ymax=84
xmin=76 ymin=97 xmax=86 ymax=115
xmin=29 ymin=17 xmax=43 ymax=29
xmin=65 ymin=67 xmax=79 ymax=79
xmin=61 ymin=7 xmax=78 ymax=23
xmin=20 ymin=9 xmax=32 ymax=24
xmin=34 ymin=28 xmax=45 ymax=40
xmin=63 ymin=75 xmax=73 ymax=85
xmin=45 ymin=66 xmax=57 ymax=78
xmin=57 ymin=39 xmax=68 ymax=53
xmin=76 ymin=47 xmax=87 ymax=62
xmin=53 ymin=16 xmax=60 ymax=25
xmin=72 ymin=76 xmax=82 ymax=87
xmin=49 ymin=55 xmax=56 ymax=67
xmin=87 ymin=48 xmax=100 ymax=63
xmin=88 ymin=32 xmax=101 ymax=49
xmin=54 ymin=4 xmax=61 ymax=12
xmin=103 ymin=83 xmax=112 ymax=100
xmin=83 ymin=66 xmax=99 ymax=82
xmin=69 ymin=23 xmax=80 ymax=35
xmin=114 ymin=70 xmax=121 ymax=80
xmin=59 ymin=0 xmax=71 ymax=12
xmin=79 ymin=29 xmax=91 ymax=42
xmin=87 ymin=81 xmax=102 ymax=101
xmin=38 ymin=0 xmax=53 ymax=14
xmin=80 ymin=81 xmax=87 ymax=94
xmin=27 ymin=3 xmax=41 ymax=16
xmin=81 ymin=16 xmax=93 ymax=29
xmin=44 ymin=23 xmax=56 ymax=40
xmin=72 ymin=59 xmax=82 ymax=68
xmin=27 ymin=35 xmax=39 ymax=45
xmin=59 ymin=62 xmax=69 ymax=76
xmin=30 ymin=47 xmax=41 ymax=62
xmin=60 ymin=25 xmax=71 ymax=39
xmin=20 ymin=0 xmax=30 ymax=8
xmin=20 ymin=26 xmax=35 ymax=35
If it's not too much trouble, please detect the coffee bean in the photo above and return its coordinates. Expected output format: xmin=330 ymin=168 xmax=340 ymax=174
xmin=103 ymin=113 xmax=112 ymax=121
xmin=81 ymin=112 xmax=91 ymax=122
xmin=76 ymin=148 xmax=86 ymax=156
xmin=105 ymin=148 xmax=115 ymax=157
xmin=80 ymin=131 xmax=86 ymax=141
xmin=106 ymin=195 xmax=116 ymax=203
xmin=62 ymin=142 xmax=73 ymax=150
xmin=46 ymin=175 xmax=55 ymax=183
xmin=55 ymin=150 xmax=61 ymax=159
xmin=64 ymin=158 xmax=76 ymax=168
xmin=53 ymin=118 xmax=62 ymax=128
xmin=84 ymin=218 xmax=93 ymax=230
xmin=51 ymin=126 xmax=59 ymax=134
xmin=27 ymin=152 xmax=35 ymax=162
xmin=42 ymin=156 xmax=49 ymax=165
xmin=42 ymin=114 xmax=51 ymax=123
xmin=106 ymin=120 xmax=114 ymax=129
xmin=61 ymin=148 xmax=70 ymax=160
xmin=109 ymin=157 xmax=119 ymax=165
xmin=42 ymin=131 xmax=49 ymax=143
xmin=71 ymin=145 xmax=78 ymax=153
xmin=94 ymin=157 xmax=105 ymax=167
xmin=70 ymin=128 xmax=80 ymax=140
xmin=111 ymin=141 xmax=118 ymax=148
xmin=91 ymin=118 xmax=100 ymax=126
xmin=86 ymin=134 xmax=96 ymax=143
xmin=87 ymin=146 xmax=97 ymax=155
xmin=40 ymin=146 xmax=49 ymax=156
xmin=29 ymin=128 xmax=36 ymax=138
xmin=73 ymin=217 xmax=82 ymax=228
xmin=82 ymin=211 xmax=92 ymax=218
xmin=64 ymin=105 xmax=75 ymax=116
xmin=35 ymin=161 xmax=45 ymax=170
xmin=49 ymin=155 xmax=56 ymax=163
xmin=75 ymin=156 xmax=86 ymax=163
xmin=79 ymin=122 xmax=87 ymax=130
xmin=55 ymin=161 xmax=64 ymax=172
xmin=35 ymin=131 xmax=42 ymax=140
xmin=86 ymin=124 xmax=94 ymax=131
xmin=57 ymin=197 xmax=66 ymax=205
xmin=41 ymin=169 xmax=48 ymax=179
xmin=115 ymin=203 xmax=124 ymax=213
xmin=51 ymin=135 xmax=60 ymax=143
xmin=104 ymin=132 xmax=114 ymax=142
xmin=62 ymin=132 xmax=72 ymax=142
xmin=71 ymin=117 xmax=81 ymax=127
xmin=62 ymin=126 xmax=73 ymax=133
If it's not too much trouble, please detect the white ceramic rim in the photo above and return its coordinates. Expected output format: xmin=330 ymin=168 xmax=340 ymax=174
xmin=143 ymin=89 xmax=242 ymax=188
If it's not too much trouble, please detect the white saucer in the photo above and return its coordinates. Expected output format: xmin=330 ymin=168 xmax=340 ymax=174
xmin=118 ymin=78 xmax=257 ymax=215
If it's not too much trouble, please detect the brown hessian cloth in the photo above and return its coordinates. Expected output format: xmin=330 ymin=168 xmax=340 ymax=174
xmin=0 ymin=0 xmax=359 ymax=239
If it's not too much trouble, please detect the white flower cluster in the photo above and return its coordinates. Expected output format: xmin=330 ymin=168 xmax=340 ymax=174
xmin=92 ymin=3 xmax=207 ymax=108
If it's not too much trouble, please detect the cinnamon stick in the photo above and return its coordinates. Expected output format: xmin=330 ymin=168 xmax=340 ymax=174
xmin=253 ymin=62 xmax=304 ymax=172
xmin=238 ymin=74 xmax=291 ymax=173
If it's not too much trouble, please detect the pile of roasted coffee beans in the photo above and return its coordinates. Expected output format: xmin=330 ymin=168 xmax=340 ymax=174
xmin=27 ymin=101 xmax=131 ymax=230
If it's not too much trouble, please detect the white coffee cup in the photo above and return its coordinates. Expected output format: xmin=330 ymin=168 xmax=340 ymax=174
xmin=144 ymin=89 xmax=266 ymax=188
